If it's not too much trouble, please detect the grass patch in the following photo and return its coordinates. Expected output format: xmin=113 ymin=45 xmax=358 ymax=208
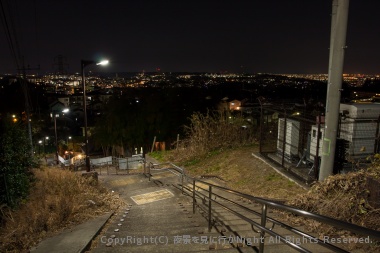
xmin=206 ymin=149 xmax=223 ymax=158
xmin=205 ymin=165 xmax=221 ymax=173
xmin=0 ymin=167 xmax=123 ymax=253
xmin=184 ymin=158 xmax=201 ymax=166
xmin=265 ymin=173 xmax=282 ymax=181
xmin=180 ymin=146 xmax=306 ymax=200
xmin=235 ymin=178 xmax=250 ymax=186
xmin=149 ymin=151 xmax=167 ymax=161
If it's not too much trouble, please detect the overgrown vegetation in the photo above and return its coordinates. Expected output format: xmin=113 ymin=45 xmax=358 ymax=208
xmin=149 ymin=151 xmax=167 ymax=162
xmin=0 ymin=120 xmax=36 ymax=208
xmin=153 ymin=109 xmax=380 ymax=251
xmin=0 ymin=168 xmax=123 ymax=252
xmin=281 ymin=154 xmax=380 ymax=252
xmin=168 ymin=111 xmax=258 ymax=163
xmin=290 ymin=155 xmax=380 ymax=231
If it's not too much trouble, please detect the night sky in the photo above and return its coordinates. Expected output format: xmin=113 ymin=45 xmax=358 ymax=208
xmin=1 ymin=0 xmax=380 ymax=74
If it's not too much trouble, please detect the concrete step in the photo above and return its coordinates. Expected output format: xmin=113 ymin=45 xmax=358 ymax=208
xmin=182 ymin=186 xmax=335 ymax=253
xmin=219 ymin=231 xmax=336 ymax=253
xmin=94 ymin=173 xmax=341 ymax=253
xmin=92 ymin=242 xmax=236 ymax=252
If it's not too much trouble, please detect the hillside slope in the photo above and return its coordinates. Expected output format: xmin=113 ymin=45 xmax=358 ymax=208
xmin=166 ymin=146 xmax=307 ymax=200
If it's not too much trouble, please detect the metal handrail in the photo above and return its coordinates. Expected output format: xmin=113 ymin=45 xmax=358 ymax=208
xmin=150 ymin=162 xmax=380 ymax=253
xmin=194 ymin=181 xmax=380 ymax=241
xmin=182 ymin=183 xmax=347 ymax=253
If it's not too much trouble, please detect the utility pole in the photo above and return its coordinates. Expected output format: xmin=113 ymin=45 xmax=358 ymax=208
xmin=319 ymin=0 xmax=350 ymax=181
xmin=18 ymin=61 xmax=40 ymax=156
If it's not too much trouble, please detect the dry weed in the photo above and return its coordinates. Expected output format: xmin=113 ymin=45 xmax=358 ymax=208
xmin=290 ymin=169 xmax=380 ymax=231
xmin=171 ymin=111 xmax=258 ymax=162
xmin=285 ymin=166 xmax=380 ymax=252
xmin=0 ymin=167 xmax=124 ymax=253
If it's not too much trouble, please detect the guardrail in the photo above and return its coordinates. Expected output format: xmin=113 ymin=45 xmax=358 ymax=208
xmin=147 ymin=162 xmax=380 ymax=253
xmin=65 ymin=154 xmax=145 ymax=174
xmin=144 ymin=161 xmax=184 ymax=183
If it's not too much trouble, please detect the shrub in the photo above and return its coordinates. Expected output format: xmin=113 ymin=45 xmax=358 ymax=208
xmin=0 ymin=120 xmax=36 ymax=207
xmin=172 ymin=111 xmax=257 ymax=162
xmin=0 ymin=168 xmax=122 ymax=252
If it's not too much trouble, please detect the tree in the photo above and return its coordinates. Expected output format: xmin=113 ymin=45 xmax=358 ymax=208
xmin=0 ymin=117 xmax=36 ymax=207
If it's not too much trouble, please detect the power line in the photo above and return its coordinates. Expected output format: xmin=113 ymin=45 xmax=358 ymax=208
xmin=0 ymin=0 xmax=38 ymax=155
xmin=0 ymin=0 xmax=21 ymax=69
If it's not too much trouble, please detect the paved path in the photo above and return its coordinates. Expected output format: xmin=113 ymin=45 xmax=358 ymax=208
xmin=91 ymin=168 xmax=239 ymax=252
xmin=30 ymin=155 xmax=371 ymax=253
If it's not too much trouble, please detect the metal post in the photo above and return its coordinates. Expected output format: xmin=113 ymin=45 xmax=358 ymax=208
xmin=192 ymin=179 xmax=196 ymax=214
xmin=127 ymin=157 xmax=129 ymax=174
xmin=181 ymin=173 xmax=184 ymax=194
xmin=319 ymin=0 xmax=350 ymax=181
xmin=258 ymin=98 xmax=264 ymax=153
xmin=208 ymin=185 xmax=212 ymax=232
xmin=281 ymin=111 xmax=287 ymax=167
xmin=20 ymin=66 xmax=34 ymax=156
xmin=148 ymin=163 xmax=151 ymax=181
xmin=151 ymin=136 xmax=156 ymax=153
xmin=81 ymin=61 xmax=91 ymax=172
xmin=54 ymin=113 xmax=59 ymax=165
xmin=176 ymin=134 xmax=179 ymax=150
xmin=259 ymin=204 xmax=267 ymax=253
xmin=314 ymin=113 xmax=322 ymax=179
xmin=143 ymin=152 xmax=146 ymax=174
xmin=374 ymin=116 xmax=380 ymax=153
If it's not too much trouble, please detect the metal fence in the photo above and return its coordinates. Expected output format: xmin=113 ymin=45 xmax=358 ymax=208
xmin=58 ymin=154 xmax=145 ymax=175
xmin=93 ymin=154 xmax=145 ymax=175
xmin=257 ymin=103 xmax=380 ymax=183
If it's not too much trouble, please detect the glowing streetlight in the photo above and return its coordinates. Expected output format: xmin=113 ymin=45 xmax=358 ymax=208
xmin=96 ymin=60 xmax=109 ymax=66
xmin=81 ymin=59 xmax=109 ymax=172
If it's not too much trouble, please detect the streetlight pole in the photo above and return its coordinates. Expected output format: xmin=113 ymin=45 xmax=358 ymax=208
xmin=68 ymin=136 xmax=72 ymax=149
xmin=53 ymin=108 xmax=69 ymax=166
xmin=81 ymin=59 xmax=109 ymax=172
xmin=54 ymin=112 xmax=59 ymax=165
xmin=44 ymin=136 xmax=48 ymax=154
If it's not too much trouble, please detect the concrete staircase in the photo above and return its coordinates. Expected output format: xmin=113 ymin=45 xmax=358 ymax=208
xmin=183 ymin=180 xmax=344 ymax=253
xmin=92 ymin=171 xmax=240 ymax=252
xmin=91 ymin=169 xmax=362 ymax=253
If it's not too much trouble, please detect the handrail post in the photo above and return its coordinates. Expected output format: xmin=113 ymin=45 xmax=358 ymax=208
xmin=259 ymin=204 xmax=267 ymax=253
xmin=148 ymin=163 xmax=151 ymax=181
xmin=181 ymin=173 xmax=184 ymax=194
xmin=127 ymin=157 xmax=129 ymax=174
xmin=208 ymin=185 xmax=212 ymax=232
xmin=192 ymin=179 xmax=196 ymax=214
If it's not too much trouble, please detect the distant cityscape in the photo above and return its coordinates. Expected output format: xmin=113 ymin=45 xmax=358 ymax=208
xmin=0 ymin=69 xmax=379 ymax=171
xmin=1 ymin=72 xmax=379 ymax=94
